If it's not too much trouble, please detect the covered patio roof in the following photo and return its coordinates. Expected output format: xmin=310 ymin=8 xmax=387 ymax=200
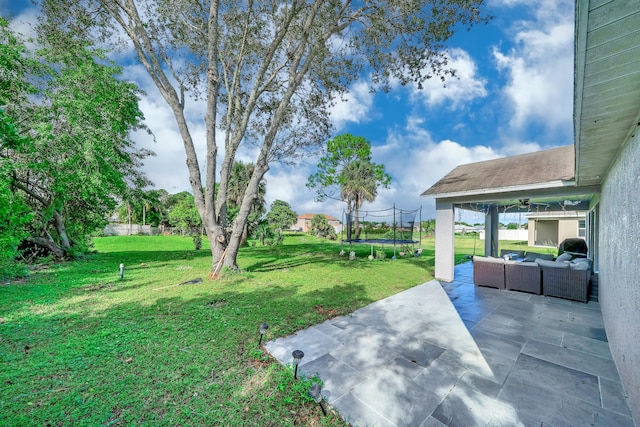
xmin=422 ymin=145 xmax=600 ymax=214
xmin=421 ymin=145 xmax=600 ymax=282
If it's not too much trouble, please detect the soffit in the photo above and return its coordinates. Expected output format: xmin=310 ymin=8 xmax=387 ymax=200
xmin=575 ymin=0 xmax=640 ymax=185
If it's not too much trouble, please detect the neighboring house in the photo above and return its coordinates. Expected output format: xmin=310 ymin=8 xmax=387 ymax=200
xmin=294 ymin=214 xmax=341 ymax=233
xmin=422 ymin=1 xmax=640 ymax=422
xmin=526 ymin=210 xmax=586 ymax=247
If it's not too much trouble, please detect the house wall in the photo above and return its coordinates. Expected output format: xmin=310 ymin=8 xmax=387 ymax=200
xmin=434 ymin=201 xmax=455 ymax=282
xmin=558 ymin=219 xmax=579 ymax=244
xmin=103 ymin=224 xmax=159 ymax=236
xmin=479 ymin=229 xmax=528 ymax=241
xmin=294 ymin=217 xmax=341 ymax=233
xmin=295 ymin=218 xmax=311 ymax=232
xmin=599 ymin=130 xmax=640 ymax=421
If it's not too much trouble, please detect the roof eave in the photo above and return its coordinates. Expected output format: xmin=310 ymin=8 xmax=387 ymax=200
xmin=422 ymin=180 xmax=578 ymax=200
xmin=573 ymin=0 xmax=589 ymax=185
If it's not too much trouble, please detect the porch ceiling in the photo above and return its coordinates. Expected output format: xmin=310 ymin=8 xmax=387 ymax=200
xmin=574 ymin=1 xmax=640 ymax=186
xmin=455 ymin=196 xmax=592 ymax=215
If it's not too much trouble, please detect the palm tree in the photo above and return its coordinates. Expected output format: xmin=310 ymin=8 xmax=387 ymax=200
xmin=341 ymin=161 xmax=377 ymax=240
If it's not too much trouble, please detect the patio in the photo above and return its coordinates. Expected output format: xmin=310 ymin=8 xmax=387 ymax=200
xmin=265 ymin=262 xmax=636 ymax=426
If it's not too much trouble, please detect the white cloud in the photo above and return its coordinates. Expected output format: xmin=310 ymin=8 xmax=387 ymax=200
xmin=367 ymin=117 xmax=548 ymax=219
xmin=263 ymin=164 xmax=345 ymax=219
xmin=6 ymin=4 xmax=38 ymax=43
xmin=492 ymin=0 xmax=574 ymax=134
xmin=409 ymin=48 xmax=488 ymax=109
xmin=329 ymin=80 xmax=375 ymax=130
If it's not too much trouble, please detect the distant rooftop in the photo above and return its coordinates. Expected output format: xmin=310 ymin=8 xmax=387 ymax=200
xmin=298 ymin=213 xmax=340 ymax=222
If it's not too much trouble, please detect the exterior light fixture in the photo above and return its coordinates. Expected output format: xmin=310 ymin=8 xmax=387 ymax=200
xmin=258 ymin=323 xmax=269 ymax=347
xmin=308 ymin=383 xmax=326 ymax=416
xmin=292 ymin=349 xmax=304 ymax=379
xmin=119 ymin=263 xmax=125 ymax=280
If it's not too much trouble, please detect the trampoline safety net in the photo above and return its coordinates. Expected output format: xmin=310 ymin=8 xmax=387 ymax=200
xmin=342 ymin=205 xmax=422 ymax=245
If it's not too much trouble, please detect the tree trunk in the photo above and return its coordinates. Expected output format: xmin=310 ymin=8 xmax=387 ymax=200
xmin=240 ymin=222 xmax=248 ymax=247
xmin=27 ymin=236 xmax=66 ymax=259
xmin=219 ymin=163 xmax=269 ymax=271
xmin=53 ymin=211 xmax=71 ymax=251
xmin=354 ymin=195 xmax=361 ymax=240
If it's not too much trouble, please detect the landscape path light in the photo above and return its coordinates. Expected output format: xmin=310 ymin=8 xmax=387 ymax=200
xmin=308 ymin=383 xmax=326 ymax=416
xmin=292 ymin=349 xmax=304 ymax=379
xmin=119 ymin=263 xmax=125 ymax=280
xmin=258 ymin=323 xmax=269 ymax=347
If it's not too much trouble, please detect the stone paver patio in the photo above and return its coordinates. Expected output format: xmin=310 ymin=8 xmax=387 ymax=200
xmin=265 ymin=262 xmax=636 ymax=427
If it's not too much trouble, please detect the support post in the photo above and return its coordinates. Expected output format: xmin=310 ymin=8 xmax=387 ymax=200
xmin=485 ymin=206 xmax=499 ymax=257
xmin=435 ymin=200 xmax=455 ymax=282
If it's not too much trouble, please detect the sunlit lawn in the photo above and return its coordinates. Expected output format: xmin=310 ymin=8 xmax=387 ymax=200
xmin=0 ymin=233 xmax=556 ymax=426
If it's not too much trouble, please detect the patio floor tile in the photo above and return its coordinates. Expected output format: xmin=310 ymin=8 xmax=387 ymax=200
xmin=297 ymin=353 xmax=367 ymax=403
xmin=522 ymin=338 xmax=620 ymax=380
xmin=351 ymin=367 xmax=442 ymax=427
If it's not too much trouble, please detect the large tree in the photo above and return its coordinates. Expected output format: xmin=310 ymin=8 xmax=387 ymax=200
xmin=307 ymin=134 xmax=391 ymax=239
xmin=0 ymin=18 xmax=35 ymax=275
xmin=38 ymin=0 xmax=489 ymax=270
xmin=1 ymin=18 xmax=151 ymax=259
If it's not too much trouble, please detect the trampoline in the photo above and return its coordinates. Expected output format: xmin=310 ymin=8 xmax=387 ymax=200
xmin=340 ymin=205 xmax=422 ymax=258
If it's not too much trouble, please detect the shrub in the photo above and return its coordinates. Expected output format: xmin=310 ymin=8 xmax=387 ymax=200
xmin=310 ymin=214 xmax=337 ymax=240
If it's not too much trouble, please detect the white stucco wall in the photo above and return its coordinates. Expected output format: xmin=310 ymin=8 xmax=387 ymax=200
xmin=435 ymin=201 xmax=454 ymax=282
xmin=103 ymin=224 xmax=160 ymax=236
xmin=599 ymin=129 xmax=640 ymax=421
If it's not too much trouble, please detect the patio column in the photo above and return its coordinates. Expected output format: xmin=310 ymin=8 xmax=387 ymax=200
xmin=435 ymin=200 xmax=455 ymax=282
xmin=485 ymin=206 xmax=499 ymax=257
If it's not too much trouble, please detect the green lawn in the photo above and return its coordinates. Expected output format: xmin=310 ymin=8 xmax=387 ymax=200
xmin=0 ymin=234 xmax=556 ymax=426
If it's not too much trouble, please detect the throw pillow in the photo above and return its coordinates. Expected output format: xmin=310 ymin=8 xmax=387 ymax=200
xmin=570 ymin=259 xmax=591 ymax=270
xmin=556 ymin=252 xmax=573 ymax=262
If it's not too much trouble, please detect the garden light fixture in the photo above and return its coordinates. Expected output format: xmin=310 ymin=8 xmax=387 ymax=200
xmin=308 ymin=384 xmax=326 ymax=416
xmin=258 ymin=323 xmax=269 ymax=347
xmin=119 ymin=263 xmax=125 ymax=280
xmin=292 ymin=349 xmax=304 ymax=379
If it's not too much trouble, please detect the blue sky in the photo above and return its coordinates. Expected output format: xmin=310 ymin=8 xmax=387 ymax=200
xmin=3 ymin=0 xmax=575 ymax=224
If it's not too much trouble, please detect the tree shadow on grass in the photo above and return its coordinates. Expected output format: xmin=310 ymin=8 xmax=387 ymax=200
xmin=1 ymin=279 xmax=375 ymax=425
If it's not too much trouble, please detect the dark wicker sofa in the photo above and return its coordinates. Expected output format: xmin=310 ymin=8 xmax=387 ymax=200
xmin=540 ymin=259 xmax=591 ymax=303
xmin=472 ymin=256 xmax=506 ymax=289
xmin=505 ymin=261 xmax=541 ymax=294
xmin=473 ymin=252 xmax=591 ymax=302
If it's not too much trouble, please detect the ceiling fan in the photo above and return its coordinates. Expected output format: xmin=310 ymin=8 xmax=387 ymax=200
xmin=517 ymin=199 xmax=552 ymax=210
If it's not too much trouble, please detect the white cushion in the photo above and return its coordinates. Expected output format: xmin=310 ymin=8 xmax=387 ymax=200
xmin=570 ymin=259 xmax=591 ymax=270
xmin=536 ymin=259 xmax=570 ymax=269
xmin=473 ymin=256 xmax=504 ymax=264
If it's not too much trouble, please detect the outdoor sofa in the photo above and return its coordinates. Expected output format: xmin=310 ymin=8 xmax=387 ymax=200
xmin=472 ymin=251 xmax=591 ymax=302
xmin=538 ymin=257 xmax=592 ymax=303
xmin=472 ymin=255 xmax=506 ymax=289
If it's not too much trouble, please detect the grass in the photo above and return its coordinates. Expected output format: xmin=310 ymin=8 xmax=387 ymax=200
xmin=0 ymin=234 xmax=557 ymax=426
